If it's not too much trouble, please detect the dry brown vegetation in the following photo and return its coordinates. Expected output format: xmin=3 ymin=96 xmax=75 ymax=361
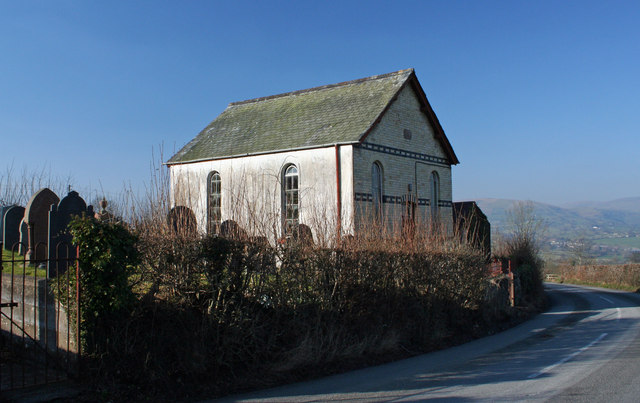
xmin=1 ymin=160 xmax=537 ymax=401
xmin=109 ymin=214 xmax=502 ymax=399
xmin=493 ymin=201 xmax=546 ymax=306
xmin=549 ymin=263 xmax=640 ymax=291
xmin=67 ymin=161 xmax=532 ymax=401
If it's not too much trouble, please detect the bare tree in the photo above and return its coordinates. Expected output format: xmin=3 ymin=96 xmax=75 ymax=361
xmin=0 ymin=162 xmax=71 ymax=207
xmin=504 ymin=201 xmax=547 ymax=260
xmin=494 ymin=201 xmax=547 ymax=303
xmin=571 ymin=236 xmax=594 ymax=266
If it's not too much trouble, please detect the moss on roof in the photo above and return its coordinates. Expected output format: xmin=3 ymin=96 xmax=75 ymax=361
xmin=167 ymin=69 xmax=415 ymax=164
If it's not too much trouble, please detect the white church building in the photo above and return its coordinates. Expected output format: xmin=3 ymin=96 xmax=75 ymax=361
xmin=167 ymin=68 xmax=459 ymax=243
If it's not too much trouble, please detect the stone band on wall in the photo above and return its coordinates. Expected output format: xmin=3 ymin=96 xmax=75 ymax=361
xmin=356 ymin=142 xmax=450 ymax=166
xmin=355 ymin=192 xmax=452 ymax=207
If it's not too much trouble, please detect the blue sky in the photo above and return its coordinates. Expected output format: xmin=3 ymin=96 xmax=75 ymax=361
xmin=1 ymin=0 xmax=638 ymax=205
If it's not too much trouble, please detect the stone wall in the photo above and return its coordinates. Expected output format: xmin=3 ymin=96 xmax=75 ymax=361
xmin=0 ymin=273 xmax=77 ymax=354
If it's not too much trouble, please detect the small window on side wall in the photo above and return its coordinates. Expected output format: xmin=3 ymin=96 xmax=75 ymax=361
xmin=208 ymin=171 xmax=221 ymax=234
xmin=283 ymin=164 xmax=299 ymax=233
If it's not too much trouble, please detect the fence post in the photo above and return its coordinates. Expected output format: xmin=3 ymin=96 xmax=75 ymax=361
xmin=508 ymin=260 xmax=515 ymax=307
xmin=75 ymin=244 xmax=81 ymax=374
xmin=26 ymin=222 xmax=34 ymax=262
xmin=0 ymin=241 xmax=2 ymax=387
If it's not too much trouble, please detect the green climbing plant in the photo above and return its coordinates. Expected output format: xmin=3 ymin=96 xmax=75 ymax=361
xmin=60 ymin=216 xmax=139 ymax=354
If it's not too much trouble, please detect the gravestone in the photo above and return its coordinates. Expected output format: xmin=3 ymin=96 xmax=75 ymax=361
xmin=19 ymin=218 xmax=28 ymax=255
xmin=24 ymin=188 xmax=59 ymax=262
xmin=0 ymin=205 xmax=14 ymax=244
xmin=292 ymin=223 xmax=314 ymax=246
xmin=167 ymin=206 xmax=197 ymax=236
xmin=3 ymin=205 xmax=25 ymax=252
xmin=220 ymin=220 xmax=247 ymax=240
xmin=48 ymin=191 xmax=91 ymax=277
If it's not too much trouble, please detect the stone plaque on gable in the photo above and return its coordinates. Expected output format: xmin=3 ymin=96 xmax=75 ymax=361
xmin=2 ymin=205 xmax=25 ymax=252
xmin=48 ymin=191 xmax=89 ymax=277
xmin=24 ymin=188 xmax=59 ymax=262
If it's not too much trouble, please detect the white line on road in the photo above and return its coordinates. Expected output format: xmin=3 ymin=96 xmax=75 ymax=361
xmin=527 ymin=333 xmax=608 ymax=379
xmin=597 ymin=295 xmax=622 ymax=321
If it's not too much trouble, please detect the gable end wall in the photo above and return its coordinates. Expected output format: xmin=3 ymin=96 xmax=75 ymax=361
xmin=353 ymin=84 xmax=453 ymax=232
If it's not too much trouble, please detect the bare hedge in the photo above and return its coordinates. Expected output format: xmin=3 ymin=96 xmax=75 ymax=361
xmin=80 ymin=230 xmax=504 ymax=399
xmin=554 ymin=263 xmax=640 ymax=290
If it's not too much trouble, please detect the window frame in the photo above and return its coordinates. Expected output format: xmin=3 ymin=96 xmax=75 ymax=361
xmin=282 ymin=164 xmax=299 ymax=233
xmin=207 ymin=171 xmax=222 ymax=234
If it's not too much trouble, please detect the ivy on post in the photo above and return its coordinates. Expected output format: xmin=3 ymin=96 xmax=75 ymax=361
xmin=60 ymin=216 xmax=139 ymax=355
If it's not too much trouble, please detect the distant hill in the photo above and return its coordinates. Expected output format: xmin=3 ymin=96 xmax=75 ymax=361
xmin=474 ymin=197 xmax=640 ymax=240
xmin=562 ymin=197 xmax=640 ymax=214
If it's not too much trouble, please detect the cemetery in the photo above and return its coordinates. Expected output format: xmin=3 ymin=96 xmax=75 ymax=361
xmin=1 ymin=188 xmax=95 ymax=391
xmin=1 ymin=188 xmax=95 ymax=272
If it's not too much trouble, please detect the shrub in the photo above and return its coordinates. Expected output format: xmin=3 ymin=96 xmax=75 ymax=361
xmin=61 ymin=216 xmax=139 ymax=354
xmin=52 ymin=155 xmax=522 ymax=399
xmin=494 ymin=201 xmax=545 ymax=305
xmin=114 ymin=228 xmax=492 ymax=395
xmin=55 ymin=209 xmax=529 ymax=400
xmin=553 ymin=263 xmax=640 ymax=290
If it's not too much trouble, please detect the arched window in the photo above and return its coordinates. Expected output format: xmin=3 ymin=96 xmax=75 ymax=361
xmin=430 ymin=171 xmax=440 ymax=221
xmin=208 ymin=171 xmax=221 ymax=234
xmin=372 ymin=162 xmax=383 ymax=221
xmin=283 ymin=164 xmax=299 ymax=233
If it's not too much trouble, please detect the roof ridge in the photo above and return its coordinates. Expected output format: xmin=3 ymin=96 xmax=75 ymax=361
xmin=229 ymin=68 xmax=414 ymax=106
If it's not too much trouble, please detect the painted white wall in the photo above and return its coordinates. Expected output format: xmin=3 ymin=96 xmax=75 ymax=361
xmin=169 ymin=145 xmax=354 ymax=244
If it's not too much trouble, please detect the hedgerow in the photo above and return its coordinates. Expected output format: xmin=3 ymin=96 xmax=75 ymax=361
xmin=69 ymin=222 xmax=504 ymax=400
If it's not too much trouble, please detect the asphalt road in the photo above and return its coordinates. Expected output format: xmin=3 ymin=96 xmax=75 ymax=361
xmin=216 ymin=283 xmax=640 ymax=402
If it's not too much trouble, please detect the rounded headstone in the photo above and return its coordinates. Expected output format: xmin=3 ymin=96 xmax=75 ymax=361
xmin=24 ymin=188 xmax=60 ymax=261
xmin=0 ymin=205 xmax=15 ymax=243
xmin=220 ymin=220 xmax=247 ymax=240
xmin=167 ymin=206 xmax=197 ymax=236
xmin=3 ymin=205 xmax=25 ymax=251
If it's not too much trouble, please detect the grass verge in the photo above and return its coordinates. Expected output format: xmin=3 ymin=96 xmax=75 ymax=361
xmin=1 ymin=248 xmax=48 ymax=277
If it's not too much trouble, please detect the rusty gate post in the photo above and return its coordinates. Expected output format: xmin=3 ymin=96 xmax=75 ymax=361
xmin=75 ymin=244 xmax=81 ymax=375
xmin=26 ymin=222 xmax=34 ymax=262
xmin=0 ymin=241 xmax=2 ymax=387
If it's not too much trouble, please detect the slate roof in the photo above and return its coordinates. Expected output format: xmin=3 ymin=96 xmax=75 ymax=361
xmin=168 ymin=69 xmax=458 ymax=165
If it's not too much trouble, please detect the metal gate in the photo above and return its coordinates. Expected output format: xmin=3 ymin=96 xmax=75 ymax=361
xmin=0 ymin=241 xmax=80 ymax=392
